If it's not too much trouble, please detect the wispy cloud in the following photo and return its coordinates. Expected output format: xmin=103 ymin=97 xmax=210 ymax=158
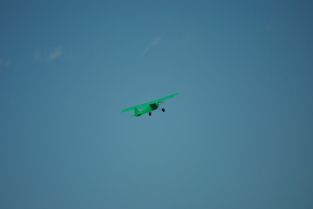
xmin=0 ymin=58 xmax=10 ymax=67
xmin=143 ymin=35 xmax=164 ymax=55
xmin=178 ymin=29 xmax=202 ymax=44
xmin=48 ymin=45 xmax=64 ymax=61
xmin=261 ymin=20 xmax=274 ymax=31
xmin=34 ymin=45 xmax=64 ymax=62
xmin=34 ymin=51 xmax=42 ymax=61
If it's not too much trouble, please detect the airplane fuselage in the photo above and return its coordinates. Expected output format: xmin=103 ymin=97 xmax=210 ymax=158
xmin=134 ymin=103 xmax=159 ymax=117
xmin=121 ymin=92 xmax=178 ymax=117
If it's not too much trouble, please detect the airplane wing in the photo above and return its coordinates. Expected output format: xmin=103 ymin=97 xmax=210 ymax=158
xmin=121 ymin=93 xmax=179 ymax=112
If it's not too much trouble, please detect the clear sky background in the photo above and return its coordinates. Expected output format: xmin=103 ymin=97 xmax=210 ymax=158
xmin=1 ymin=1 xmax=313 ymax=208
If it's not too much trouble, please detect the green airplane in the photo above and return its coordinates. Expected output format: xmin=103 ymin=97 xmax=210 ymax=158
xmin=122 ymin=93 xmax=179 ymax=117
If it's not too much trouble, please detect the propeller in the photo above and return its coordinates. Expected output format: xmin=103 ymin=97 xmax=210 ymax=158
xmin=157 ymin=101 xmax=165 ymax=111
xmin=158 ymin=100 xmax=165 ymax=105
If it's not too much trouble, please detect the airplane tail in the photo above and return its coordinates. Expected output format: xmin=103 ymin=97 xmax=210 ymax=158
xmin=133 ymin=107 xmax=140 ymax=117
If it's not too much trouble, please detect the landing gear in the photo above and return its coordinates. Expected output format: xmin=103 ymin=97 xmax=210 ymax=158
xmin=149 ymin=112 xmax=152 ymax=116
xmin=162 ymin=108 xmax=165 ymax=112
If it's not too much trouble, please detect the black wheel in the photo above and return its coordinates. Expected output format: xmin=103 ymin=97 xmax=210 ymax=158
xmin=162 ymin=108 xmax=165 ymax=112
xmin=149 ymin=112 xmax=151 ymax=116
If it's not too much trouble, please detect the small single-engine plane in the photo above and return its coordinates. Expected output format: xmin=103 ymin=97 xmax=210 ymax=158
xmin=122 ymin=93 xmax=179 ymax=117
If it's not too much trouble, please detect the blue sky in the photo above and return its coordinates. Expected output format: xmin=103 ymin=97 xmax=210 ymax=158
xmin=1 ymin=1 xmax=313 ymax=208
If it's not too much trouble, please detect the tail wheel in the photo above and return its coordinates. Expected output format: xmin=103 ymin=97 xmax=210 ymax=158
xmin=149 ymin=112 xmax=152 ymax=116
xmin=162 ymin=108 xmax=165 ymax=112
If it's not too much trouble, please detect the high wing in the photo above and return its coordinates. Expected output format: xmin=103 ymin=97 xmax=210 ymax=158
xmin=121 ymin=93 xmax=179 ymax=112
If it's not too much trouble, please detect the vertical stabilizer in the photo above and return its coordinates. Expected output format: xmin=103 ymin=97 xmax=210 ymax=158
xmin=134 ymin=107 xmax=140 ymax=116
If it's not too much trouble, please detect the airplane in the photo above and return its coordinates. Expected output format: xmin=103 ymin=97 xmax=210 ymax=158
xmin=122 ymin=93 xmax=179 ymax=117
